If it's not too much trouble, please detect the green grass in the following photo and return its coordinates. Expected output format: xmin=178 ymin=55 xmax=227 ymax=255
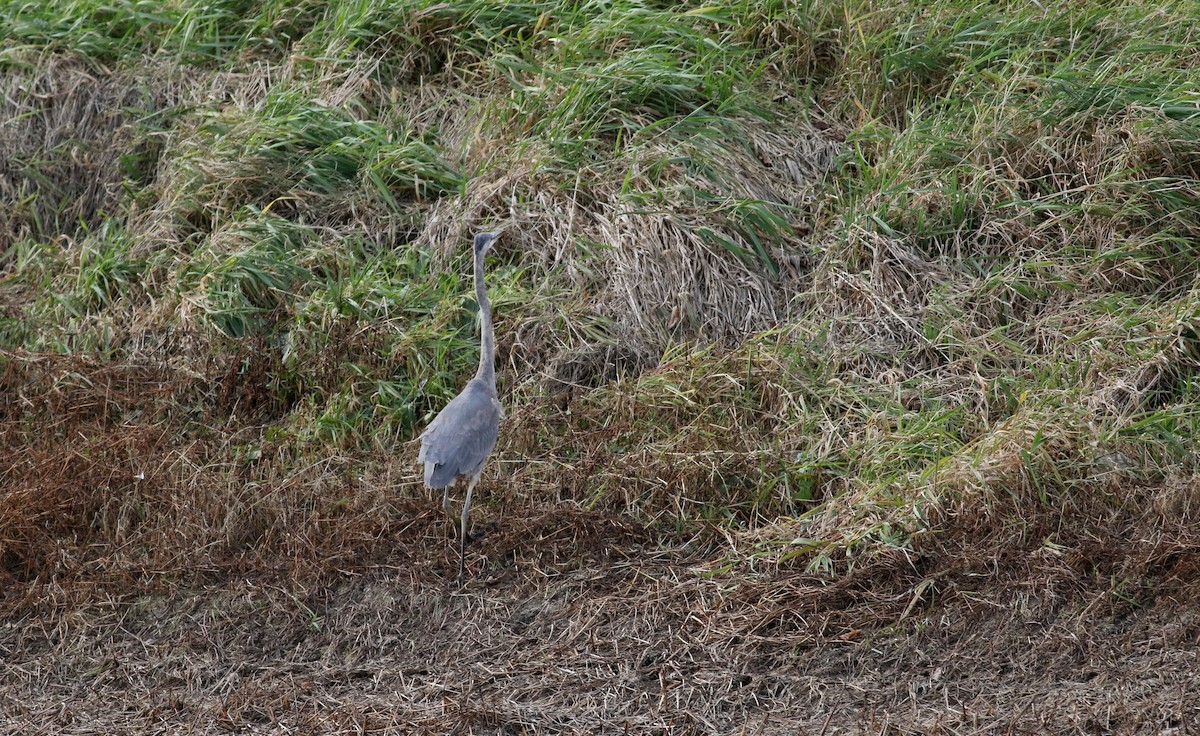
xmin=3 ymin=0 xmax=1200 ymax=584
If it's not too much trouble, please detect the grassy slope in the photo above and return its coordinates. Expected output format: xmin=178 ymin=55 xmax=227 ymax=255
xmin=3 ymin=0 xmax=1200 ymax=731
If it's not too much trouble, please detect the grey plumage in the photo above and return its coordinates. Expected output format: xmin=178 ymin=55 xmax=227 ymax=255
xmin=419 ymin=377 xmax=501 ymax=488
xmin=418 ymin=229 xmax=505 ymax=580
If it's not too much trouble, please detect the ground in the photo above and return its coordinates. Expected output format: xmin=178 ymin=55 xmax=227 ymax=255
xmin=5 ymin=495 xmax=1199 ymax=734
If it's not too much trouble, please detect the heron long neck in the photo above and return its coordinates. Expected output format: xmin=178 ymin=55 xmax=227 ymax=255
xmin=474 ymin=247 xmax=495 ymax=383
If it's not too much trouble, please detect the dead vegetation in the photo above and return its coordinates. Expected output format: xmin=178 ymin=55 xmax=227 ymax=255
xmin=3 ymin=465 xmax=1199 ymax=734
xmin=4 ymin=325 xmax=1200 ymax=733
xmin=0 ymin=58 xmax=150 ymax=255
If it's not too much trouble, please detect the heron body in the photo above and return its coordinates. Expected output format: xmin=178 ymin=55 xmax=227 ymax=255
xmin=418 ymin=376 xmax=501 ymax=488
xmin=418 ymin=230 xmax=505 ymax=579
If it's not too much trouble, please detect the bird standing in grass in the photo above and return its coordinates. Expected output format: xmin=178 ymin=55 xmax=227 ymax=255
xmin=418 ymin=230 xmax=505 ymax=580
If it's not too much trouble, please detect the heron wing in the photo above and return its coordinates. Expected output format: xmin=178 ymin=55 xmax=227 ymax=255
xmin=418 ymin=380 xmax=501 ymax=488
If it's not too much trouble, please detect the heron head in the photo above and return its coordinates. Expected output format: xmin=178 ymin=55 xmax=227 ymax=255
xmin=473 ymin=229 xmax=504 ymax=256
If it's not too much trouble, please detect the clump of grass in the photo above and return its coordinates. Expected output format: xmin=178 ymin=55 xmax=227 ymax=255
xmin=68 ymin=221 xmax=147 ymax=314
xmin=0 ymin=0 xmax=308 ymax=62
xmin=177 ymin=209 xmax=316 ymax=338
xmin=0 ymin=57 xmax=168 ymax=255
xmin=165 ymin=92 xmax=465 ymax=231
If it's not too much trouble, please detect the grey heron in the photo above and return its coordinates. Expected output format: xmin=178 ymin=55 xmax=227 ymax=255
xmin=418 ymin=229 xmax=505 ymax=580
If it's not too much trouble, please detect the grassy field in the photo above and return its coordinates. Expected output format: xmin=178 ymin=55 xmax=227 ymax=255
xmin=3 ymin=1 xmax=1200 ymax=733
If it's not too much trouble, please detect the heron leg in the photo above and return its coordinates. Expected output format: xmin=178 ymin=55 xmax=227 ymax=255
xmin=441 ymin=484 xmax=452 ymax=519
xmin=459 ymin=476 xmax=478 ymax=580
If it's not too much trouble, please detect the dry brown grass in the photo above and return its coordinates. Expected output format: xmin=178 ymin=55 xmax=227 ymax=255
xmin=414 ymin=117 xmax=839 ymax=363
xmin=3 ymin=470 xmax=1199 ymax=734
xmin=4 ymin=343 xmax=1200 ymax=733
xmin=0 ymin=57 xmax=142 ymax=253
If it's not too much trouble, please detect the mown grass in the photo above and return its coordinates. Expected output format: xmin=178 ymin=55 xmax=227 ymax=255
xmin=2 ymin=0 xmax=1200 ymax=588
